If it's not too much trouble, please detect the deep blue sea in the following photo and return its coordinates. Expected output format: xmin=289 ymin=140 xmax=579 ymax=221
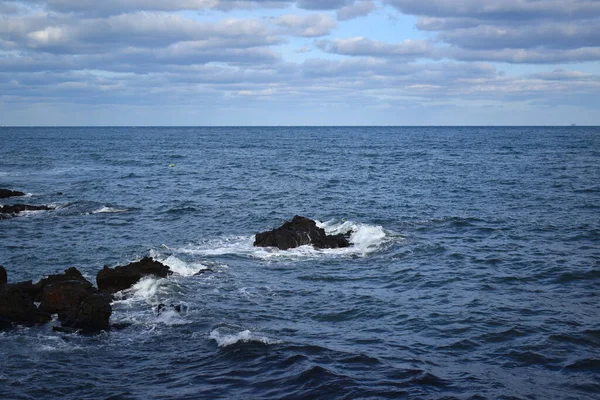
xmin=1 ymin=127 xmax=599 ymax=399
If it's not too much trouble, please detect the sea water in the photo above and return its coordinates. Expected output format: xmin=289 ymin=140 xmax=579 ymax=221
xmin=0 ymin=126 xmax=599 ymax=399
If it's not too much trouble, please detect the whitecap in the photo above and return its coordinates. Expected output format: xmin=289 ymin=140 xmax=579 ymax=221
xmin=154 ymin=309 xmax=190 ymax=326
xmin=112 ymin=276 xmax=166 ymax=305
xmin=160 ymin=254 xmax=209 ymax=277
xmin=209 ymin=329 xmax=281 ymax=347
xmin=92 ymin=206 xmax=128 ymax=214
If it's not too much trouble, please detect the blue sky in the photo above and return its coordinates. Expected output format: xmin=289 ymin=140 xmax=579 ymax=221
xmin=1 ymin=0 xmax=599 ymax=125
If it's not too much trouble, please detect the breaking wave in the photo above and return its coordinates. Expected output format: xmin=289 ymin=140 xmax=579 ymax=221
xmin=209 ymin=328 xmax=281 ymax=347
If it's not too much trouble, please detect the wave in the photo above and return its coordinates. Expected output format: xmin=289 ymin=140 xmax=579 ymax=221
xmin=148 ymin=250 xmax=211 ymax=276
xmin=209 ymin=328 xmax=281 ymax=348
xmin=175 ymin=219 xmax=396 ymax=260
xmin=92 ymin=206 xmax=129 ymax=214
xmin=112 ymin=276 xmax=167 ymax=305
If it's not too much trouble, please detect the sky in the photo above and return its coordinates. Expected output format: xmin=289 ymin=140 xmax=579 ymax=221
xmin=1 ymin=0 xmax=599 ymax=126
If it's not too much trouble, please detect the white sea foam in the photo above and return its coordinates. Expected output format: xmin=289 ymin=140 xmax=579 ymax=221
xmin=176 ymin=220 xmax=395 ymax=260
xmin=92 ymin=206 xmax=128 ymax=214
xmin=112 ymin=276 xmax=166 ymax=305
xmin=155 ymin=309 xmax=189 ymax=326
xmin=209 ymin=329 xmax=281 ymax=347
xmin=160 ymin=254 xmax=209 ymax=277
xmin=318 ymin=219 xmax=390 ymax=256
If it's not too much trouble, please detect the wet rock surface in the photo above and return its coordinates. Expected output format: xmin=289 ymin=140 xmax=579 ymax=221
xmin=97 ymin=256 xmax=172 ymax=294
xmin=0 ymin=267 xmax=111 ymax=333
xmin=254 ymin=216 xmax=351 ymax=250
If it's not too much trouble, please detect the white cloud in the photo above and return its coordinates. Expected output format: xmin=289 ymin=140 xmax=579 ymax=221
xmin=336 ymin=0 xmax=375 ymax=20
xmin=273 ymin=14 xmax=337 ymax=37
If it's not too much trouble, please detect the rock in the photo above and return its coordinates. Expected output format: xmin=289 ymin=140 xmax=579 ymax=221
xmin=254 ymin=216 xmax=351 ymax=250
xmin=37 ymin=267 xmax=111 ymax=332
xmin=59 ymin=293 xmax=112 ymax=333
xmin=0 ymin=266 xmax=111 ymax=333
xmin=96 ymin=257 xmax=172 ymax=294
xmin=0 ymin=204 xmax=53 ymax=216
xmin=0 ymin=189 xmax=25 ymax=198
xmin=12 ymin=280 xmax=42 ymax=300
xmin=0 ymin=265 xmax=6 ymax=286
xmin=0 ymin=285 xmax=51 ymax=329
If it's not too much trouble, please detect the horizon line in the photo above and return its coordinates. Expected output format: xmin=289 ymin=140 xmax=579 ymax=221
xmin=0 ymin=125 xmax=595 ymax=128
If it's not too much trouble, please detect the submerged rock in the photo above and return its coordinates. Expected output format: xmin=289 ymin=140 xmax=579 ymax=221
xmin=96 ymin=257 xmax=172 ymax=294
xmin=254 ymin=216 xmax=351 ymax=250
xmin=0 ymin=189 xmax=25 ymax=198
xmin=0 ymin=204 xmax=54 ymax=216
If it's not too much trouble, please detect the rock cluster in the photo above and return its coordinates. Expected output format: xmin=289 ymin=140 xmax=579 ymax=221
xmin=254 ymin=216 xmax=351 ymax=250
xmin=0 ymin=258 xmax=172 ymax=334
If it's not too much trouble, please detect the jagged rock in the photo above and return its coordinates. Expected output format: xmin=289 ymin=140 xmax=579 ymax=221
xmin=0 ymin=204 xmax=53 ymax=216
xmin=96 ymin=257 xmax=172 ymax=294
xmin=254 ymin=216 xmax=351 ymax=250
xmin=37 ymin=267 xmax=111 ymax=333
xmin=0 ymin=284 xmax=51 ymax=329
xmin=0 ymin=189 xmax=25 ymax=198
xmin=0 ymin=266 xmax=111 ymax=333
xmin=0 ymin=265 xmax=6 ymax=286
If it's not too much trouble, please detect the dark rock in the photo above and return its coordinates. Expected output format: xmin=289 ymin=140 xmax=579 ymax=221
xmin=0 ymin=285 xmax=51 ymax=329
xmin=0 ymin=265 xmax=6 ymax=285
xmin=0 ymin=204 xmax=53 ymax=215
xmin=37 ymin=267 xmax=111 ymax=333
xmin=12 ymin=280 xmax=42 ymax=300
xmin=96 ymin=257 xmax=172 ymax=294
xmin=0 ymin=267 xmax=111 ymax=333
xmin=0 ymin=189 xmax=25 ymax=198
xmin=59 ymin=293 xmax=112 ymax=333
xmin=254 ymin=216 xmax=351 ymax=250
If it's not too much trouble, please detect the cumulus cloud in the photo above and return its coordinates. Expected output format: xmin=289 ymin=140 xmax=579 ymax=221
xmin=384 ymin=0 xmax=600 ymax=20
xmin=316 ymin=37 xmax=431 ymax=58
xmin=382 ymin=0 xmax=600 ymax=64
xmin=336 ymin=1 xmax=375 ymax=21
xmin=273 ymin=14 xmax=337 ymax=37
xmin=1 ymin=0 xmax=599 ymax=124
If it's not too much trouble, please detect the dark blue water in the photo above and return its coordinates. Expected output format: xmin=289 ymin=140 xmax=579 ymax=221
xmin=1 ymin=127 xmax=599 ymax=399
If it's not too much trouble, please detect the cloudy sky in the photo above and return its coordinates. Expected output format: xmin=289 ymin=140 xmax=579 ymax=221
xmin=1 ymin=0 xmax=599 ymax=125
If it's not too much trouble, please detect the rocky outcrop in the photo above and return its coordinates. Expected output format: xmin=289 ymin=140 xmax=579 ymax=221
xmin=97 ymin=257 xmax=172 ymax=294
xmin=0 ymin=189 xmax=25 ymax=198
xmin=254 ymin=216 xmax=351 ymax=250
xmin=0 ymin=267 xmax=111 ymax=333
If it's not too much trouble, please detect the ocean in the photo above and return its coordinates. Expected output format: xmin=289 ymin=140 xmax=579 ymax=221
xmin=0 ymin=126 xmax=599 ymax=399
